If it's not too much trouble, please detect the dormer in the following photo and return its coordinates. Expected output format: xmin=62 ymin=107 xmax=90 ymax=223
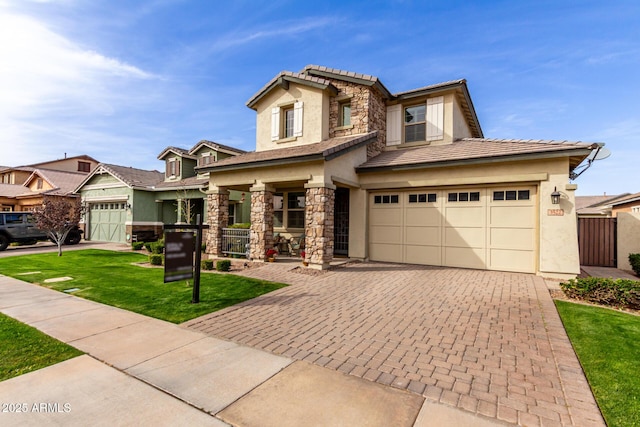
xmin=189 ymin=140 xmax=246 ymax=178
xmin=385 ymin=79 xmax=483 ymax=148
xmin=157 ymin=147 xmax=197 ymax=182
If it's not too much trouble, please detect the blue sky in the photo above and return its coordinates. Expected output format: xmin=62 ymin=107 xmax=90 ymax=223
xmin=1 ymin=0 xmax=638 ymax=195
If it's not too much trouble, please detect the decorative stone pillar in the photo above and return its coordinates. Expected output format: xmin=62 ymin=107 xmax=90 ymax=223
xmin=304 ymin=183 xmax=336 ymax=269
xmin=249 ymin=185 xmax=274 ymax=261
xmin=205 ymin=187 xmax=229 ymax=257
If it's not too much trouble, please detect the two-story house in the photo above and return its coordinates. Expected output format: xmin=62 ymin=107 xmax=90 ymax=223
xmin=198 ymin=65 xmax=601 ymax=278
xmin=0 ymin=155 xmax=99 ymax=211
xmin=75 ymin=141 xmax=248 ymax=243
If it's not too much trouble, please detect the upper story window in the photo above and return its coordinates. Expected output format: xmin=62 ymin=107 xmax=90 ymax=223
xmin=404 ymin=104 xmax=426 ymax=143
xmin=271 ymin=101 xmax=303 ymax=141
xmin=36 ymin=178 xmax=43 ymax=190
xmin=199 ymin=152 xmax=213 ymax=166
xmin=339 ymin=100 xmax=351 ymax=127
xmin=78 ymin=161 xmax=91 ymax=172
xmin=283 ymin=106 xmax=295 ymax=138
xmin=387 ymin=96 xmax=444 ymax=146
xmin=166 ymin=159 xmax=180 ymax=177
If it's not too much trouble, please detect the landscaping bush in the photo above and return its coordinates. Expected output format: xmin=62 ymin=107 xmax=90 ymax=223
xmin=131 ymin=242 xmax=145 ymax=251
xmin=229 ymin=222 xmax=250 ymax=229
xmin=150 ymin=239 xmax=165 ymax=254
xmin=629 ymin=253 xmax=640 ymax=276
xmin=560 ymin=277 xmax=640 ymax=310
xmin=201 ymin=242 xmax=206 ymax=253
xmin=216 ymin=260 xmax=231 ymax=272
xmin=149 ymin=254 xmax=163 ymax=266
xmin=144 ymin=242 xmax=153 ymax=252
xmin=201 ymin=259 xmax=214 ymax=270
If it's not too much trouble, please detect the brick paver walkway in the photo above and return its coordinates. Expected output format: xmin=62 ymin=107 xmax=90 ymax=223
xmin=185 ymin=262 xmax=605 ymax=426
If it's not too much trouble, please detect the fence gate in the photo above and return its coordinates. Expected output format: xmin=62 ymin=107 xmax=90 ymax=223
xmin=578 ymin=217 xmax=617 ymax=267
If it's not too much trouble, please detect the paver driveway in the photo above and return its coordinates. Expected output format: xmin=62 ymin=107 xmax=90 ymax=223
xmin=185 ymin=262 xmax=604 ymax=426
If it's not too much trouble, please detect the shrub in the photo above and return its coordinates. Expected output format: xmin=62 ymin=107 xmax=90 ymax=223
xmin=149 ymin=254 xmax=163 ymax=266
xmin=560 ymin=277 xmax=640 ymax=310
xmin=229 ymin=222 xmax=251 ymax=229
xmin=201 ymin=259 xmax=214 ymax=270
xmin=150 ymin=239 xmax=165 ymax=254
xmin=131 ymin=242 xmax=145 ymax=250
xmin=144 ymin=242 xmax=153 ymax=252
xmin=201 ymin=242 xmax=207 ymax=253
xmin=629 ymin=253 xmax=640 ymax=276
xmin=216 ymin=260 xmax=231 ymax=272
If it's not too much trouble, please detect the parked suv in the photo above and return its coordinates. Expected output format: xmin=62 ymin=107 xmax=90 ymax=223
xmin=0 ymin=212 xmax=82 ymax=251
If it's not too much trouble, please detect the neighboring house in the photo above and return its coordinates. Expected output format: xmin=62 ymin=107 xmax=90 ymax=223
xmin=198 ymin=65 xmax=601 ymax=278
xmin=75 ymin=141 xmax=248 ymax=243
xmin=575 ymin=193 xmax=632 ymax=218
xmin=610 ymin=192 xmax=640 ymax=217
xmin=0 ymin=155 xmax=99 ymax=211
xmin=0 ymin=168 xmax=88 ymax=211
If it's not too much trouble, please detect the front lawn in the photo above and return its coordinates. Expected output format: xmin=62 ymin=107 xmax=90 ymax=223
xmin=0 ymin=313 xmax=83 ymax=381
xmin=0 ymin=250 xmax=286 ymax=323
xmin=555 ymin=300 xmax=640 ymax=427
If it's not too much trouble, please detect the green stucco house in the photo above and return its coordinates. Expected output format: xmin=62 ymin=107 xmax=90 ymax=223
xmin=75 ymin=140 xmax=248 ymax=243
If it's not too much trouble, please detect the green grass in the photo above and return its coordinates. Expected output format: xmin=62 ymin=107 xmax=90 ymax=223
xmin=0 ymin=249 xmax=286 ymax=323
xmin=0 ymin=313 xmax=83 ymax=381
xmin=555 ymin=300 xmax=640 ymax=427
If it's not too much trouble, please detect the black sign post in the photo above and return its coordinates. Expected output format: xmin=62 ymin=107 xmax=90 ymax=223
xmin=163 ymin=214 xmax=209 ymax=304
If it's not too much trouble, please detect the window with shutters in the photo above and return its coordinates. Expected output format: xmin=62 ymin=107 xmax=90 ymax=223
xmin=397 ymin=96 xmax=444 ymax=145
xmin=166 ymin=159 xmax=180 ymax=178
xmin=271 ymin=101 xmax=303 ymax=141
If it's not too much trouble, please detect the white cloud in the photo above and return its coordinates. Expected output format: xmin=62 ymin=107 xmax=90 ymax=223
xmin=0 ymin=11 xmax=158 ymax=165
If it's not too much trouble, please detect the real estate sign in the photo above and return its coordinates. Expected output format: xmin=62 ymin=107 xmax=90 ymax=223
xmin=164 ymin=231 xmax=194 ymax=283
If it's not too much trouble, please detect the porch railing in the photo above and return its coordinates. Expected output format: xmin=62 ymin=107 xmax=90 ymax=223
xmin=221 ymin=228 xmax=250 ymax=258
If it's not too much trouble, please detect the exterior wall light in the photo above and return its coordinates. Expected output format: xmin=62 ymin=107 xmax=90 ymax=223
xmin=551 ymin=187 xmax=561 ymax=205
xmin=125 ymin=202 xmax=132 ymax=210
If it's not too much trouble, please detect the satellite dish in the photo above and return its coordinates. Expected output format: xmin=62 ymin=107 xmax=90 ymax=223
xmin=586 ymin=146 xmax=611 ymax=161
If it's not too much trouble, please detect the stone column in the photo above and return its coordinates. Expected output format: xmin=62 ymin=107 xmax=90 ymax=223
xmin=205 ymin=187 xmax=229 ymax=257
xmin=249 ymin=184 xmax=274 ymax=261
xmin=304 ymin=183 xmax=336 ymax=269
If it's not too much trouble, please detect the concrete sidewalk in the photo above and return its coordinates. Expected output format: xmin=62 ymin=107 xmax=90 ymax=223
xmin=0 ymin=274 xmax=503 ymax=426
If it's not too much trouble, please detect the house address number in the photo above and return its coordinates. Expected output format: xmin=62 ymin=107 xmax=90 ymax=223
xmin=547 ymin=209 xmax=564 ymax=216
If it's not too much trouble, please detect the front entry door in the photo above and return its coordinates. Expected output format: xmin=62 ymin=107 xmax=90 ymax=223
xmin=334 ymin=188 xmax=349 ymax=256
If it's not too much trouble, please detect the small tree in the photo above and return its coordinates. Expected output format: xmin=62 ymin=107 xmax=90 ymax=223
xmin=33 ymin=196 xmax=82 ymax=256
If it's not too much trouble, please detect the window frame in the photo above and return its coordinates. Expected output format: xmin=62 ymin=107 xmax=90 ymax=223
xmin=273 ymin=191 xmax=306 ymax=230
xmin=77 ymin=161 xmax=91 ymax=172
xmin=338 ymin=100 xmax=351 ymax=127
xmin=403 ymin=103 xmax=426 ymax=143
xmin=282 ymin=106 xmax=295 ymax=139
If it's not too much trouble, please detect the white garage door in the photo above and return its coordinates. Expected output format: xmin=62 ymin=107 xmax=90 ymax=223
xmin=89 ymin=202 xmax=127 ymax=243
xmin=369 ymin=187 xmax=537 ymax=273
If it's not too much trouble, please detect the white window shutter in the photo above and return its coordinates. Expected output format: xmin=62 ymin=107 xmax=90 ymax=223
xmin=386 ymin=104 xmax=401 ymax=146
xmin=271 ymin=107 xmax=280 ymax=141
xmin=426 ymin=96 xmax=444 ymax=141
xmin=293 ymin=101 xmax=303 ymax=137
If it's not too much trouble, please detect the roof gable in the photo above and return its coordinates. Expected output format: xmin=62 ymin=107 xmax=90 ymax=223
xmin=189 ymin=140 xmax=246 ymax=156
xmin=246 ymin=70 xmax=339 ymax=109
xmin=75 ymin=163 xmax=164 ymax=192
xmin=157 ymin=146 xmax=196 ymax=160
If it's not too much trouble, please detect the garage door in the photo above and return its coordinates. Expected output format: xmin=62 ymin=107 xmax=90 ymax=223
xmin=89 ymin=202 xmax=127 ymax=243
xmin=369 ymin=187 xmax=536 ymax=273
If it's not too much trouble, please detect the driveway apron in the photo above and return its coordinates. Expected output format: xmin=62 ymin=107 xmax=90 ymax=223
xmin=185 ymin=262 xmax=605 ymax=426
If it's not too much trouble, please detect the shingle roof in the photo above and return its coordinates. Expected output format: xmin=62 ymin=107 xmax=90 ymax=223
xmin=97 ymin=164 xmax=164 ymax=189
xmin=154 ymin=176 xmax=209 ymax=190
xmin=200 ymin=132 xmax=378 ymax=173
xmin=32 ymin=169 xmax=88 ymax=196
xmin=247 ymin=70 xmax=337 ymax=108
xmin=609 ymin=191 xmax=640 ymax=207
xmin=575 ymin=194 xmax=627 ymax=211
xmin=25 ymin=154 xmax=99 ymax=168
xmin=157 ymin=146 xmax=196 ymax=160
xmin=356 ymin=138 xmax=597 ymax=172
xmin=189 ymin=140 xmax=246 ymax=156
xmin=0 ymin=183 xmax=33 ymax=197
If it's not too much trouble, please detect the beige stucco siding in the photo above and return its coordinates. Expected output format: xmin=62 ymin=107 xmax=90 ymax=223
xmin=359 ymin=157 xmax=579 ymax=277
xmin=617 ymin=212 xmax=640 ymax=271
xmin=452 ymin=96 xmax=472 ymax=140
xmin=255 ymin=83 xmax=328 ymax=151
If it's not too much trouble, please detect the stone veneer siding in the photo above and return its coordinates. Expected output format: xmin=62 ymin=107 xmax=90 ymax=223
xmin=328 ymin=80 xmax=386 ymax=159
xmin=205 ymin=191 xmax=229 ymax=256
xmin=250 ymin=190 xmax=274 ymax=261
xmin=304 ymin=186 xmax=335 ymax=267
